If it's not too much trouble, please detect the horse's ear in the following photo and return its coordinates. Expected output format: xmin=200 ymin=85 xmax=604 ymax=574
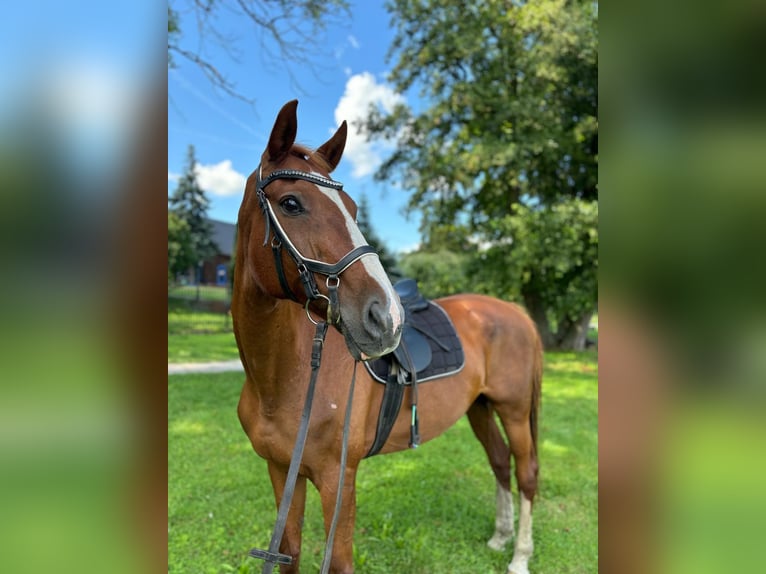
xmin=316 ymin=120 xmax=347 ymax=173
xmin=267 ymin=100 xmax=299 ymax=163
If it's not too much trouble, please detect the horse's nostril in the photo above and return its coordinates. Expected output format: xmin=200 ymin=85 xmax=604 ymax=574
xmin=361 ymin=297 xmax=402 ymax=356
xmin=364 ymin=299 xmax=390 ymax=338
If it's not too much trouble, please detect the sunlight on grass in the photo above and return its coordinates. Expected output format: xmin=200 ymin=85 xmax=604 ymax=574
xmin=169 ymin=419 xmax=207 ymax=435
xmin=544 ymin=377 xmax=596 ymax=400
xmin=541 ymin=439 xmax=570 ymax=456
xmin=660 ymin=404 xmax=766 ymax=574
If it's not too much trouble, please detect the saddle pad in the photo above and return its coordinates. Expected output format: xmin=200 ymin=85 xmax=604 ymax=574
xmin=364 ymin=301 xmax=464 ymax=384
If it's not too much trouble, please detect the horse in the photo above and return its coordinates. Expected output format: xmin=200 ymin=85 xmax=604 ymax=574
xmin=231 ymin=100 xmax=543 ymax=574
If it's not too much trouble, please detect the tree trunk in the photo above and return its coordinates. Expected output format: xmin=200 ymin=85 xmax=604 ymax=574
xmin=555 ymin=311 xmax=594 ymax=351
xmin=522 ymin=288 xmax=556 ymax=350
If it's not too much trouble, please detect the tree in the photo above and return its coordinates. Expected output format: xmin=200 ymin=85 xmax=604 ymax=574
xmin=398 ymin=249 xmax=471 ymax=299
xmin=168 ymin=145 xmax=218 ymax=282
xmin=168 ymin=210 xmax=193 ymax=283
xmin=168 ymin=0 xmax=350 ymax=102
xmin=366 ymin=0 xmax=598 ymax=349
xmin=476 ymin=198 xmax=598 ymax=349
xmin=355 ymin=194 xmax=400 ymax=279
xmin=398 ymin=221 xmax=474 ymax=297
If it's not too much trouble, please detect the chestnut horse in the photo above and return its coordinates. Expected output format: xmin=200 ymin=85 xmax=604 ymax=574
xmin=232 ymin=100 xmax=542 ymax=574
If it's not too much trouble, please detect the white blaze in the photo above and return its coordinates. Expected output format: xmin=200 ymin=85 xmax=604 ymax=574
xmin=313 ymin=179 xmax=403 ymax=334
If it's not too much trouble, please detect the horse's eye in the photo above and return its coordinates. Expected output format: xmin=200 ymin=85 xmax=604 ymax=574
xmin=279 ymin=196 xmax=304 ymax=215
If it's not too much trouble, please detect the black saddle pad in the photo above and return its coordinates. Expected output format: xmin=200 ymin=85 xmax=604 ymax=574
xmin=365 ymin=301 xmax=464 ymax=384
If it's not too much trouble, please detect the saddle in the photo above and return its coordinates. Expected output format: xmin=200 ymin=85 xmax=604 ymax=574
xmin=363 ymin=279 xmax=464 ymax=457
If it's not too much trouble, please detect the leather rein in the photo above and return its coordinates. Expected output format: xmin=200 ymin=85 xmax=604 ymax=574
xmin=249 ymin=166 xmax=371 ymax=573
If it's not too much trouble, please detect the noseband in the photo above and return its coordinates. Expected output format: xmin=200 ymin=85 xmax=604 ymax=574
xmin=255 ymin=165 xmax=378 ymax=324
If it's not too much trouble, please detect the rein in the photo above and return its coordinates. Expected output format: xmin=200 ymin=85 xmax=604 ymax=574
xmin=255 ymin=166 xmax=378 ymax=324
xmin=249 ymin=320 xmax=359 ymax=574
xmin=249 ymin=165 xmax=370 ymax=573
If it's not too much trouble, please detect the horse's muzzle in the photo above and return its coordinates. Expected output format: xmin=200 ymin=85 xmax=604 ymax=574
xmin=363 ymin=297 xmax=403 ymax=356
xmin=341 ymin=294 xmax=403 ymax=360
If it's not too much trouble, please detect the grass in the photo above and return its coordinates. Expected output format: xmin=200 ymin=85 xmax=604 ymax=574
xmin=168 ymin=299 xmax=239 ymax=362
xmin=169 ymin=300 xmax=232 ymax=335
xmin=168 ymin=332 xmax=240 ymax=363
xmin=168 ymin=351 xmax=597 ymax=573
xmin=170 ymin=285 xmax=231 ymax=302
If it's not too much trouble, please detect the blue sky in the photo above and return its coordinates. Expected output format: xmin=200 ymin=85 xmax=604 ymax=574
xmin=168 ymin=1 xmax=423 ymax=254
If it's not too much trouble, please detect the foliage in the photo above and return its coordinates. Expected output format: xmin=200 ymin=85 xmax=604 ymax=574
xmin=477 ymin=198 xmax=598 ymax=348
xmin=168 ymin=6 xmax=179 ymax=67
xmin=372 ymin=0 xmax=597 ymax=214
xmin=398 ymin=249 xmax=471 ymax=299
xmin=168 ymin=0 xmax=351 ymax=102
xmin=168 ymin=351 xmax=597 ymax=573
xmin=168 ymin=210 xmax=192 ymax=283
xmin=355 ymin=193 xmax=400 ymax=279
xmin=168 ymin=145 xmax=219 ymax=280
xmin=367 ymin=0 xmax=598 ymax=348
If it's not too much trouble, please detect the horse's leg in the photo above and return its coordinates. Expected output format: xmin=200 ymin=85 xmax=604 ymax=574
xmin=266 ymin=462 xmax=307 ymax=574
xmin=315 ymin=466 xmax=358 ymax=574
xmin=495 ymin=411 xmax=539 ymax=574
xmin=466 ymin=398 xmax=515 ymax=551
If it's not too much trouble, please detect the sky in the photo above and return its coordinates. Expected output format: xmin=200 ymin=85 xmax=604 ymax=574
xmin=168 ymin=1 xmax=423 ymax=254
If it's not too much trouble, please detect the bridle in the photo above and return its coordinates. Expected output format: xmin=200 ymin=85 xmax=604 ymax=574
xmin=255 ymin=165 xmax=378 ymax=325
xmin=250 ymin=164 xmax=376 ymax=573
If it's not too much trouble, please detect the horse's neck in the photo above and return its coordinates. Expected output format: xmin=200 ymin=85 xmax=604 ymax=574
xmin=236 ymin=289 xmax=315 ymax=397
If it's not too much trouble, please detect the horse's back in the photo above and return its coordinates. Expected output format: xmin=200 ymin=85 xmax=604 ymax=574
xmin=436 ymin=293 xmax=539 ymax=349
xmin=435 ymin=293 xmax=542 ymax=402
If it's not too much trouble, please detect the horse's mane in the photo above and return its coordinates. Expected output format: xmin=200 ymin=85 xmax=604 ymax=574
xmin=290 ymin=143 xmax=332 ymax=173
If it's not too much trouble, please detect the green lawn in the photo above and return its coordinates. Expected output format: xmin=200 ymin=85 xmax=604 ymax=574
xmin=168 ymin=351 xmax=597 ymax=573
xmin=170 ymin=285 xmax=231 ymax=302
xmin=168 ymin=332 xmax=240 ymax=363
xmin=168 ymin=299 xmax=239 ymax=362
xmin=169 ymin=300 xmax=231 ymax=335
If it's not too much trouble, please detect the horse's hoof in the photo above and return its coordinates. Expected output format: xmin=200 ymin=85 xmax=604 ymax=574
xmin=487 ymin=532 xmax=513 ymax=551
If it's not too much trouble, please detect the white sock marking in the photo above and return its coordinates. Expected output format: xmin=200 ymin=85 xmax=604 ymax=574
xmin=507 ymin=492 xmax=533 ymax=574
xmin=488 ymin=480 xmax=515 ymax=551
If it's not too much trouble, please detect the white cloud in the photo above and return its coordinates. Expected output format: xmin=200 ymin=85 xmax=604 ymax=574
xmin=398 ymin=241 xmax=422 ymax=255
xmin=334 ymin=72 xmax=405 ymax=178
xmin=168 ymin=171 xmax=179 ymax=182
xmin=38 ymin=59 xmax=139 ymax=180
xmin=194 ymin=160 xmax=246 ymax=196
xmin=348 ymin=35 xmax=360 ymax=49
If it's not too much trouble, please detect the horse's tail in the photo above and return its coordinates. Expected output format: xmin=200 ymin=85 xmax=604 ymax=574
xmin=530 ymin=331 xmax=543 ymax=458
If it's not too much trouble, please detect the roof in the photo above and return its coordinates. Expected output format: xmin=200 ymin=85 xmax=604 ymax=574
xmin=208 ymin=218 xmax=236 ymax=257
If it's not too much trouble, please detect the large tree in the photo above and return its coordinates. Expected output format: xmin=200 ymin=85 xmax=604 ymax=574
xmin=168 ymin=145 xmax=218 ymax=281
xmin=367 ymin=0 xmax=598 ymax=349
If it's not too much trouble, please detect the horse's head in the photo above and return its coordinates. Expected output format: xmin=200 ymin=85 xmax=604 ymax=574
xmin=237 ymin=100 xmax=403 ymax=360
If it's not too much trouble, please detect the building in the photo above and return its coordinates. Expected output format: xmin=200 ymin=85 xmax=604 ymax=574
xmin=200 ymin=218 xmax=236 ymax=286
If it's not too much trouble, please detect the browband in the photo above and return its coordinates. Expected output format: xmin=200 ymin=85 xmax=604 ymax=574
xmin=258 ymin=168 xmax=344 ymax=192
